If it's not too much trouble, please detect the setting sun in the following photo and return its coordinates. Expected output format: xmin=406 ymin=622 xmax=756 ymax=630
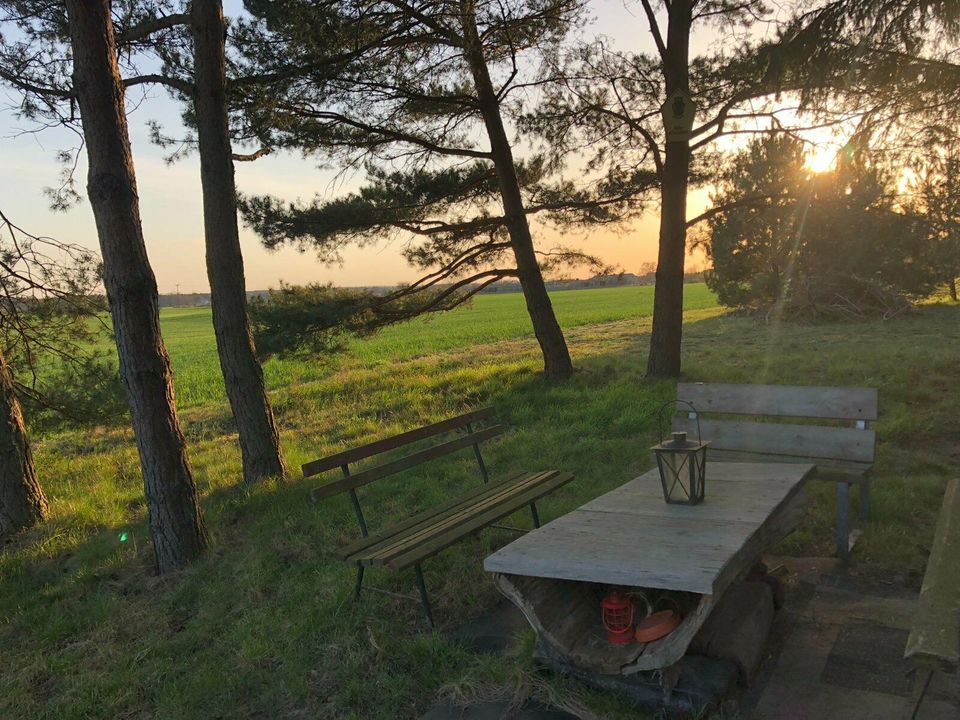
xmin=805 ymin=145 xmax=837 ymax=173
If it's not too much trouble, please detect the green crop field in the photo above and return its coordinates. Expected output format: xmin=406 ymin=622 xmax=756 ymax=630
xmin=2 ymin=284 xmax=958 ymax=719
xmin=161 ymin=284 xmax=718 ymax=408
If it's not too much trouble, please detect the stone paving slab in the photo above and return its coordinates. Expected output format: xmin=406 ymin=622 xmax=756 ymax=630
xmin=745 ymin=558 xmax=960 ymax=720
xmin=446 ymin=598 xmax=532 ymax=656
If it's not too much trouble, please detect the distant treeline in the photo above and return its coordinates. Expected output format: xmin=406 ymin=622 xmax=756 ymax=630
xmin=158 ymin=272 xmax=707 ymax=308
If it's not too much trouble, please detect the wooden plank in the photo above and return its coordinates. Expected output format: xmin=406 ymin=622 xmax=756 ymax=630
xmin=387 ymin=471 xmax=575 ymax=571
xmin=364 ymin=471 xmax=556 ymax=564
xmin=487 ymin=496 xmax=805 ymax=596
xmin=310 ymin=425 xmax=507 ymax=501
xmin=484 ymin=463 xmax=812 ymax=595
xmin=904 ymin=479 xmax=960 ymax=674
xmin=582 ymin=463 xmax=814 ymax=522
xmin=701 ymin=447 xmax=871 ymax=478
xmin=676 ymin=383 xmax=878 ymax=421
xmin=302 ymin=407 xmax=495 ymax=477
xmin=673 ymin=417 xmax=876 ymax=464
xmin=345 ymin=471 xmax=552 ymax=561
xmin=338 ymin=470 xmax=528 ymax=559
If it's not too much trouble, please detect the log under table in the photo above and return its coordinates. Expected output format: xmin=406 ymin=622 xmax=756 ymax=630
xmin=484 ymin=462 xmax=814 ymax=674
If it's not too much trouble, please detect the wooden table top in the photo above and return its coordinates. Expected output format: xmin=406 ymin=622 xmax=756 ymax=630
xmin=484 ymin=461 xmax=815 ymax=596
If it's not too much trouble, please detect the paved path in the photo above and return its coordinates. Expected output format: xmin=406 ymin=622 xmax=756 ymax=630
xmin=744 ymin=557 xmax=960 ymax=720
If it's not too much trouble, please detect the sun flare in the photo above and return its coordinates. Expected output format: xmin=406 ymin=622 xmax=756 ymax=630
xmin=804 ymin=145 xmax=837 ymax=174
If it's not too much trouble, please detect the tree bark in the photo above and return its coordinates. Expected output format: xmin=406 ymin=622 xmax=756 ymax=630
xmin=191 ymin=0 xmax=286 ymax=483
xmin=65 ymin=0 xmax=208 ymax=573
xmin=459 ymin=0 xmax=574 ymax=381
xmin=0 ymin=349 xmax=47 ymax=538
xmin=949 ymin=277 xmax=958 ymax=302
xmin=646 ymin=1 xmax=693 ymax=378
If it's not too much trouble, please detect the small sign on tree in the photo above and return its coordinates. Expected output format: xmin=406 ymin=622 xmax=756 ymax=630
xmin=660 ymin=89 xmax=697 ymax=142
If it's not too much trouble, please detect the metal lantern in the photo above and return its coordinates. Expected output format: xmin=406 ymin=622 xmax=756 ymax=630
xmin=652 ymin=401 xmax=709 ymax=505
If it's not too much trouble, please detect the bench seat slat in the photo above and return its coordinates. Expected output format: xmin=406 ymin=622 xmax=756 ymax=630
xmin=302 ymin=407 xmax=495 ymax=477
xmin=344 ymin=470 xmax=554 ymax=563
xmin=905 ymin=478 xmax=960 ymax=674
xmin=677 ymin=383 xmax=878 ymax=421
xmin=673 ymin=417 xmax=876 ymax=465
xmin=311 ymin=425 xmax=507 ymax=501
xmin=384 ymin=471 xmax=575 ymax=571
xmin=339 ymin=470 xmax=530 ymax=559
xmin=357 ymin=471 xmax=556 ymax=564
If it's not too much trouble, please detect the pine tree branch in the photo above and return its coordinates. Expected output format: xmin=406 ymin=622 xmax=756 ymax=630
xmin=232 ymin=147 xmax=272 ymax=162
xmin=124 ymin=74 xmax=193 ymax=95
xmin=685 ymin=192 xmax=793 ymax=228
xmin=117 ymin=12 xmax=190 ymax=44
xmin=281 ymin=106 xmax=493 ymax=159
xmin=639 ymin=0 xmax=668 ymax=63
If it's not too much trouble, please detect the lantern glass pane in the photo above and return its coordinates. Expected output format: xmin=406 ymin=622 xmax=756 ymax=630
xmin=655 ymin=444 xmax=708 ymax=505
xmin=659 ymin=450 xmax=693 ymax=501
xmin=691 ymin=447 xmax=707 ymax=503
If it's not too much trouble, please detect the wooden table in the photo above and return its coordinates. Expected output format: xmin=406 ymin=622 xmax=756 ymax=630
xmin=485 ymin=462 xmax=813 ymax=596
xmin=484 ymin=462 xmax=815 ymax=673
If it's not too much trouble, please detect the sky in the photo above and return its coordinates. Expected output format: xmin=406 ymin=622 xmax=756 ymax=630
xmin=1 ymin=1 xmax=792 ymax=294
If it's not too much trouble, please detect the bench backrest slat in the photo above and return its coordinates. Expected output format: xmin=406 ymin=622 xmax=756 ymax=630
xmin=673 ymin=417 xmax=876 ymax=465
xmin=310 ymin=425 xmax=507 ymax=501
xmin=673 ymin=383 xmax=878 ymax=471
xmin=302 ymin=407 xmax=495 ymax=478
xmin=677 ymin=383 xmax=878 ymax=421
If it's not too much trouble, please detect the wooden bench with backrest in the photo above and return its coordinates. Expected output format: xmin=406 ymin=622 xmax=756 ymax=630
xmin=903 ymin=478 xmax=960 ymax=719
xmin=305 ymin=407 xmax=574 ymax=627
xmin=675 ymin=383 xmax=878 ymax=560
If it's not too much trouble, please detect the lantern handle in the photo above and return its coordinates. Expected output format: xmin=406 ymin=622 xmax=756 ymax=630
xmin=653 ymin=594 xmax=682 ymax=615
xmin=628 ymin=590 xmax=653 ymax=620
xmin=655 ymin=398 xmax=702 ymax=444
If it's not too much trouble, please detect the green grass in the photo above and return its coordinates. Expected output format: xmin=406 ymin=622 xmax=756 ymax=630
xmin=1 ymin=284 xmax=958 ymax=719
xmin=162 ymin=284 xmax=717 ymax=407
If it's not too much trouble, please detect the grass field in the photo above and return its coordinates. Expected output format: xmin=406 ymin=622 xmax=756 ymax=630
xmin=2 ymin=284 xmax=958 ymax=719
xmin=162 ymin=284 xmax=719 ymax=408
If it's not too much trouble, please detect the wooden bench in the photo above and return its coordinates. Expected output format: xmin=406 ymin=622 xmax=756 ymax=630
xmin=903 ymin=478 xmax=960 ymax=719
xmin=305 ymin=407 xmax=574 ymax=627
xmin=675 ymin=382 xmax=878 ymax=560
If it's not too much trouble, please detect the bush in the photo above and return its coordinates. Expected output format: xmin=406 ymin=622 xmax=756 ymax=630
xmin=697 ymin=135 xmax=938 ymax=316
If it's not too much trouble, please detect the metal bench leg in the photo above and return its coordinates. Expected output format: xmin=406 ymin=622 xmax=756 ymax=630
xmin=414 ymin=564 xmax=434 ymax=629
xmin=909 ymin=666 xmax=934 ymax=720
xmin=354 ymin=565 xmax=365 ymax=599
xmin=529 ymin=501 xmax=541 ymax=528
xmin=837 ymin=482 xmax=850 ymax=562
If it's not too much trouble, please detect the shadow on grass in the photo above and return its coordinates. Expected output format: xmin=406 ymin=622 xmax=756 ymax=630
xmin=3 ymin=303 xmax=959 ymax=719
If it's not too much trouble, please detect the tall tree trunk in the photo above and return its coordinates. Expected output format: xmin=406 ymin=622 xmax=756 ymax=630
xmin=191 ymin=0 xmax=286 ymax=483
xmin=65 ymin=0 xmax=208 ymax=573
xmin=949 ymin=277 xmax=958 ymax=302
xmin=0 ymin=349 xmax=47 ymax=537
xmin=646 ymin=1 xmax=693 ymax=378
xmin=459 ymin=0 xmax=573 ymax=381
